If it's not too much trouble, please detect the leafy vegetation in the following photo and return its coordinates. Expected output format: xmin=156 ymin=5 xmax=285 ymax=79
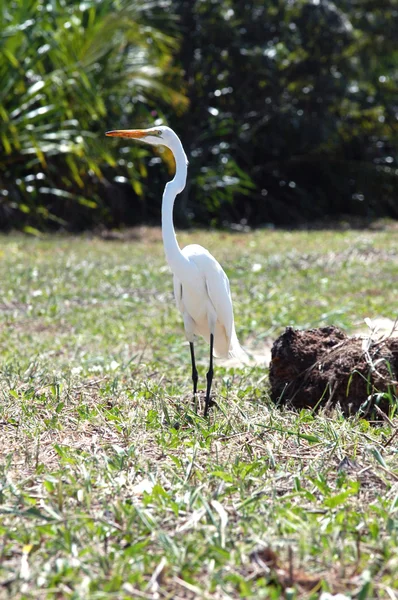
xmin=170 ymin=0 xmax=398 ymax=226
xmin=0 ymin=227 xmax=397 ymax=598
xmin=0 ymin=0 xmax=397 ymax=230
xmin=0 ymin=0 xmax=184 ymax=231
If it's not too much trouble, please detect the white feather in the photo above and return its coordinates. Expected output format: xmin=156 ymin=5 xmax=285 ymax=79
xmin=172 ymin=244 xmax=245 ymax=359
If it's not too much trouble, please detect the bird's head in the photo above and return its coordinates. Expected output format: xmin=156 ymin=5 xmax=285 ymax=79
xmin=105 ymin=125 xmax=175 ymax=148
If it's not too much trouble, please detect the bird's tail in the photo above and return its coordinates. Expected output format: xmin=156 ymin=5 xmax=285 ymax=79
xmin=227 ymin=327 xmax=251 ymax=365
xmin=212 ymin=322 xmax=250 ymax=364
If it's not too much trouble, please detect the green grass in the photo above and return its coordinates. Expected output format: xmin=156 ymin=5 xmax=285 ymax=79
xmin=0 ymin=226 xmax=397 ymax=599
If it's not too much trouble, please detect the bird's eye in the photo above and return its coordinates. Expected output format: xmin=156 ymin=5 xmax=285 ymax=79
xmin=157 ymin=130 xmax=162 ymax=136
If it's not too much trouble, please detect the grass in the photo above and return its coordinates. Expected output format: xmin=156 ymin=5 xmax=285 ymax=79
xmin=0 ymin=225 xmax=397 ymax=599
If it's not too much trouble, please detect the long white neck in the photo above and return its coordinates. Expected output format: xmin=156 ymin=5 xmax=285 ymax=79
xmin=161 ymin=135 xmax=191 ymax=280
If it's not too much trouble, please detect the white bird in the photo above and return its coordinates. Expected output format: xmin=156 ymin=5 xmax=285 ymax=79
xmin=106 ymin=125 xmax=245 ymax=416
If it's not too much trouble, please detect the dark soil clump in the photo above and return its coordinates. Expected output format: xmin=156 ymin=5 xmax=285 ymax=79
xmin=269 ymin=326 xmax=398 ymax=417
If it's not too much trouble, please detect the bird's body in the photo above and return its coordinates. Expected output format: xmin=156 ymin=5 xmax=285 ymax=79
xmin=106 ymin=125 xmax=244 ymax=415
xmin=173 ymin=243 xmax=242 ymax=359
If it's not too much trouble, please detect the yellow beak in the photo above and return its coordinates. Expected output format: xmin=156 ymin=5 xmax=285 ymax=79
xmin=105 ymin=129 xmax=148 ymax=139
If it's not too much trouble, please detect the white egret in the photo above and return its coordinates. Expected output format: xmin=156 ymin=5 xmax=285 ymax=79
xmin=106 ymin=126 xmax=245 ymax=416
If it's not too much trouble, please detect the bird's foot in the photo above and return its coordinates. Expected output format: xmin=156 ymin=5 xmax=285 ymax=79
xmin=204 ymin=396 xmax=216 ymax=418
xmin=191 ymin=390 xmax=215 ymax=417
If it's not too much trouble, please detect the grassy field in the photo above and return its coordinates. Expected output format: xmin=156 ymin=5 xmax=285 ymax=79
xmin=0 ymin=225 xmax=397 ymax=599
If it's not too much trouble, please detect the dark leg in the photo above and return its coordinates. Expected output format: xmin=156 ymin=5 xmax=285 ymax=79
xmin=204 ymin=334 xmax=214 ymax=417
xmin=189 ymin=342 xmax=198 ymax=396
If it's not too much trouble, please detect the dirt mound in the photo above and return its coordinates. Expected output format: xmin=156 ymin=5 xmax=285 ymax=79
xmin=269 ymin=326 xmax=398 ymax=417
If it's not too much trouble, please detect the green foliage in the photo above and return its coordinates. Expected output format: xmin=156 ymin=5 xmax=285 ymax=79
xmin=0 ymin=0 xmax=397 ymax=229
xmin=0 ymin=0 xmax=185 ymax=230
xmin=170 ymin=0 xmax=398 ymax=226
